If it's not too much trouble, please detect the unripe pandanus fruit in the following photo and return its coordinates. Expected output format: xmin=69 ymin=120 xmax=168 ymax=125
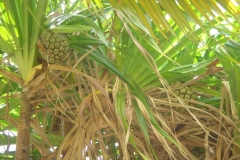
xmin=171 ymin=82 xmax=197 ymax=101
xmin=37 ymin=30 xmax=70 ymax=64
xmin=170 ymin=82 xmax=197 ymax=112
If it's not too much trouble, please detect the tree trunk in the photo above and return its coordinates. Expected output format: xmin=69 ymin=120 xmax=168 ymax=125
xmin=15 ymin=91 xmax=32 ymax=160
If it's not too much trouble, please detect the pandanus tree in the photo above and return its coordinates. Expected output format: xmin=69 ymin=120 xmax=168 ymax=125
xmin=0 ymin=0 xmax=240 ymax=159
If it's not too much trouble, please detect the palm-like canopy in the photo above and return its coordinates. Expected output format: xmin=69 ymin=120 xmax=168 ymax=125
xmin=0 ymin=0 xmax=240 ymax=159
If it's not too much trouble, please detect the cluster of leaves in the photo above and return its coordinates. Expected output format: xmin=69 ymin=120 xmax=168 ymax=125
xmin=0 ymin=0 xmax=240 ymax=159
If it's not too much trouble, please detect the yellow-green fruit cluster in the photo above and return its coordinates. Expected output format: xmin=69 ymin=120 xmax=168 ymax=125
xmin=171 ymin=82 xmax=197 ymax=100
xmin=37 ymin=31 xmax=69 ymax=64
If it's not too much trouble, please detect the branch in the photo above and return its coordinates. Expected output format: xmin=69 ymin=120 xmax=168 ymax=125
xmin=0 ymin=68 xmax=23 ymax=86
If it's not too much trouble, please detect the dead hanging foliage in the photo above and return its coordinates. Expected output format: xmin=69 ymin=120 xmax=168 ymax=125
xmin=25 ymin=56 xmax=239 ymax=160
xmin=146 ymin=81 xmax=240 ymax=160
